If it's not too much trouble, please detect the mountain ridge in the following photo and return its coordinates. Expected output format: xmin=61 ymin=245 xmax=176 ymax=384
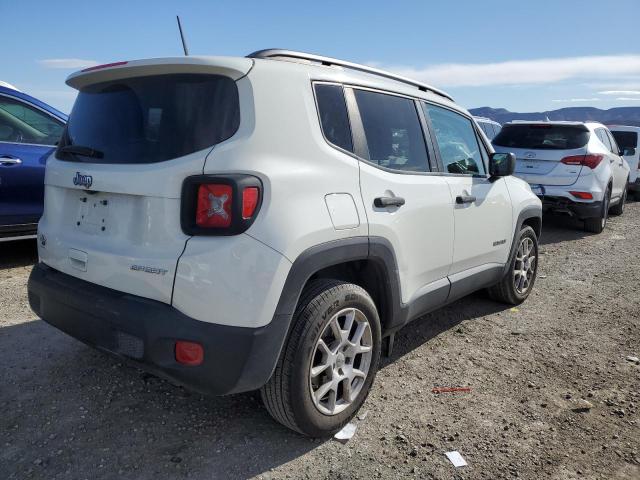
xmin=469 ymin=106 xmax=640 ymax=127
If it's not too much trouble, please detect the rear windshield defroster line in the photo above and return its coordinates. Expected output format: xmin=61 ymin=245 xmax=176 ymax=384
xmin=57 ymin=73 xmax=240 ymax=164
xmin=493 ymin=124 xmax=590 ymax=150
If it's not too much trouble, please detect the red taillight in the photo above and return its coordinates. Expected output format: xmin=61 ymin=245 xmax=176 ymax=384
xmin=175 ymin=341 xmax=204 ymax=366
xmin=182 ymin=175 xmax=262 ymax=235
xmin=242 ymin=187 xmax=260 ymax=219
xmin=560 ymin=155 xmax=583 ymax=165
xmin=581 ymin=154 xmax=604 ymax=169
xmin=196 ymin=184 xmax=232 ymax=228
xmin=81 ymin=61 xmax=128 ymax=72
xmin=569 ymin=191 xmax=594 ymax=200
xmin=561 ymin=154 xmax=603 ymax=169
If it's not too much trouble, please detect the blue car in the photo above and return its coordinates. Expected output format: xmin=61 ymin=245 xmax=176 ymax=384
xmin=0 ymin=82 xmax=67 ymax=241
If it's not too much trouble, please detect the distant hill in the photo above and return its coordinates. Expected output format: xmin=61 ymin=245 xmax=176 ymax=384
xmin=469 ymin=106 xmax=640 ymax=127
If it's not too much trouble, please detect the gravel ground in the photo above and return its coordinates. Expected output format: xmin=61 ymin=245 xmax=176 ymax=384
xmin=1 ymin=202 xmax=639 ymax=480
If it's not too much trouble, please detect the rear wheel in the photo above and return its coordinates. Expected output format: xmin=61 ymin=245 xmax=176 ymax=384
xmin=584 ymin=186 xmax=611 ymax=233
xmin=261 ymin=279 xmax=381 ymax=437
xmin=488 ymin=225 xmax=538 ymax=305
xmin=609 ymin=181 xmax=628 ymax=216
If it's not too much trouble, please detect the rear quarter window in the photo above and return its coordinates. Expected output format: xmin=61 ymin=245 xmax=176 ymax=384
xmin=314 ymin=84 xmax=353 ymax=153
xmin=58 ymin=74 xmax=239 ymax=164
xmin=493 ymin=124 xmax=589 ymax=150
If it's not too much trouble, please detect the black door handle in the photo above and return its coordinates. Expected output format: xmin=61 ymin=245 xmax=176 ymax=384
xmin=374 ymin=196 xmax=405 ymax=208
xmin=456 ymin=194 xmax=476 ymax=204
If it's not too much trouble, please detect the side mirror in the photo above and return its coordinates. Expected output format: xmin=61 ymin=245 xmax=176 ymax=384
xmin=489 ymin=152 xmax=516 ymax=178
xmin=623 ymin=147 xmax=636 ymax=156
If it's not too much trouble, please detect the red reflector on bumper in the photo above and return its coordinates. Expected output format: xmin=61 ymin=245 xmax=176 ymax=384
xmin=175 ymin=341 xmax=204 ymax=366
xmin=569 ymin=191 xmax=594 ymax=200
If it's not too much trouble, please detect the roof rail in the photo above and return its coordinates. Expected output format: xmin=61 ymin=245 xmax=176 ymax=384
xmin=247 ymin=49 xmax=453 ymax=102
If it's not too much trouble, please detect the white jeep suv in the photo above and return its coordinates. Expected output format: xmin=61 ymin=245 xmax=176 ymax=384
xmin=28 ymin=50 xmax=541 ymax=436
xmin=493 ymin=121 xmax=630 ymax=233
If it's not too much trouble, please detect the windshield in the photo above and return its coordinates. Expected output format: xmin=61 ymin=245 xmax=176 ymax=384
xmin=57 ymin=73 xmax=239 ymax=164
xmin=493 ymin=124 xmax=589 ymax=150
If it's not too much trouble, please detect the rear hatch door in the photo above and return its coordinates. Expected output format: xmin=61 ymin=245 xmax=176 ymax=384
xmin=493 ymin=123 xmax=589 ymax=186
xmin=38 ymin=58 xmax=249 ymax=303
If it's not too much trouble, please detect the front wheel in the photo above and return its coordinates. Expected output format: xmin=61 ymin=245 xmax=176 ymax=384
xmin=488 ymin=225 xmax=538 ymax=305
xmin=261 ymin=279 xmax=381 ymax=437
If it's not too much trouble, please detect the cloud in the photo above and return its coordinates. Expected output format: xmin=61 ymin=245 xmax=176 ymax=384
xmin=38 ymin=58 xmax=99 ymax=69
xmin=598 ymin=90 xmax=640 ymax=96
xmin=615 ymin=97 xmax=640 ymax=101
xmin=379 ymin=55 xmax=640 ymax=88
xmin=552 ymin=98 xmax=600 ymax=103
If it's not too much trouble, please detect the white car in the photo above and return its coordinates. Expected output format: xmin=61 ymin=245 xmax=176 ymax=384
xmin=610 ymin=125 xmax=640 ymax=197
xmin=474 ymin=116 xmax=501 ymax=141
xmin=28 ymin=50 xmax=541 ymax=436
xmin=493 ymin=121 xmax=630 ymax=233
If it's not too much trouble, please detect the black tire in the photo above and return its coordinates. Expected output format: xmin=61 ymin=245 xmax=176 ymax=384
xmin=584 ymin=186 xmax=611 ymax=233
xmin=609 ymin=181 xmax=628 ymax=216
xmin=260 ymin=279 xmax=381 ymax=437
xmin=488 ymin=225 xmax=538 ymax=305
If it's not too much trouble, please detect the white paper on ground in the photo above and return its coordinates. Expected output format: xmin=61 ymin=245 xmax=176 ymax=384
xmin=334 ymin=422 xmax=357 ymax=443
xmin=445 ymin=451 xmax=468 ymax=467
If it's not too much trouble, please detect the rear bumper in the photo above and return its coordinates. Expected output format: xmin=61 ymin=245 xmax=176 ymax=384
xmin=541 ymin=196 xmax=603 ymax=219
xmin=27 ymin=263 xmax=290 ymax=396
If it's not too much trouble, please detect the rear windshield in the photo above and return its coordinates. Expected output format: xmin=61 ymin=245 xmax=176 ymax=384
xmin=611 ymin=131 xmax=638 ymax=150
xmin=493 ymin=124 xmax=589 ymax=150
xmin=57 ymin=74 xmax=239 ymax=164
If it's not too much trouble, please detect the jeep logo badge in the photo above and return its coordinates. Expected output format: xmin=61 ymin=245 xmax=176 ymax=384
xmin=73 ymin=172 xmax=93 ymax=189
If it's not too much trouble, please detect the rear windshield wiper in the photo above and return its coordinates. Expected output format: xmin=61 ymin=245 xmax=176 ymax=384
xmin=59 ymin=144 xmax=104 ymax=159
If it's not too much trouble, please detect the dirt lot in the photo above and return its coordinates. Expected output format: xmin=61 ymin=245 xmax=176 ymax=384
xmin=1 ymin=203 xmax=639 ymax=480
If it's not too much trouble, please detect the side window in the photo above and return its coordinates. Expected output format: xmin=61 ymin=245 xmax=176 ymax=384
xmin=353 ymin=89 xmax=429 ymax=172
xmin=486 ymin=124 xmax=496 ymax=140
xmin=478 ymin=122 xmax=489 ymax=138
xmin=605 ymin=130 xmax=620 ymax=154
xmin=425 ymin=104 xmax=487 ymax=175
xmin=595 ymin=128 xmax=613 ymax=152
xmin=482 ymin=122 xmax=494 ymax=140
xmin=314 ymin=84 xmax=353 ymax=152
xmin=492 ymin=123 xmax=501 ymax=138
xmin=0 ymin=95 xmax=64 ymax=145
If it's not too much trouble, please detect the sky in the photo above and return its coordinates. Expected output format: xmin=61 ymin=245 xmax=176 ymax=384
xmin=3 ymin=0 xmax=640 ymax=114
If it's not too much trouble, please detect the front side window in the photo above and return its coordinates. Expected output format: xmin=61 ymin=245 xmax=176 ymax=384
xmin=314 ymin=84 xmax=353 ymax=152
xmin=58 ymin=74 xmax=239 ymax=164
xmin=425 ymin=104 xmax=486 ymax=175
xmin=0 ymin=95 xmax=64 ymax=145
xmin=354 ymin=89 xmax=429 ymax=172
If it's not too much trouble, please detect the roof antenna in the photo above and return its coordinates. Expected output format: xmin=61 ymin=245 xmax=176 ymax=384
xmin=176 ymin=16 xmax=189 ymax=56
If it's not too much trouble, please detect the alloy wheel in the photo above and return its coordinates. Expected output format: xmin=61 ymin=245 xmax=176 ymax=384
xmin=309 ymin=308 xmax=373 ymax=415
xmin=513 ymin=237 xmax=536 ymax=294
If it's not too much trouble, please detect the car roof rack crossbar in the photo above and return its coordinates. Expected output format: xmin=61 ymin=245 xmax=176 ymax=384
xmin=247 ymin=49 xmax=453 ymax=102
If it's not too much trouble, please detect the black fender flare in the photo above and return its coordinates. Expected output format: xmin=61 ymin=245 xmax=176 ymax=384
xmin=273 ymin=236 xmax=403 ymax=320
xmin=502 ymin=205 xmax=542 ymax=276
